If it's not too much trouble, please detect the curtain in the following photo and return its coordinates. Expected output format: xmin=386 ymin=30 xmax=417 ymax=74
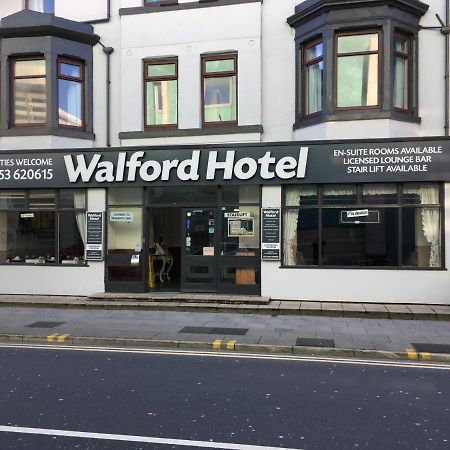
xmin=393 ymin=56 xmax=407 ymax=109
xmin=74 ymin=191 xmax=86 ymax=246
xmin=404 ymin=185 xmax=440 ymax=267
xmin=307 ymin=63 xmax=322 ymax=114
xmin=363 ymin=184 xmax=396 ymax=196
xmin=283 ymin=209 xmax=298 ymax=266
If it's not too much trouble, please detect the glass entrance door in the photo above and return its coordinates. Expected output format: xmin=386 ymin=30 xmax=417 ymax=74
xmin=181 ymin=208 xmax=217 ymax=292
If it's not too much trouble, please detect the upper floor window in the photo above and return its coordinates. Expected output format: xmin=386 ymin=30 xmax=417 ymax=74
xmin=202 ymin=53 xmax=237 ymax=125
xmin=12 ymin=58 xmax=47 ymax=126
xmin=144 ymin=59 xmax=178 ymax=128
xmin=336 ymin=32 xmax=379 ymax=109
xmin=288 ymin=0 xmax=428 ymax=127
xmin=26 ymin=0 xmax=55 ymax=14
xmin=58 ymin=59 xmax=85 ymax=128
xmin=393 ymin=32 xmax=412 ymax=113
xmin=303 ymin=38 xmax=323 ymax=116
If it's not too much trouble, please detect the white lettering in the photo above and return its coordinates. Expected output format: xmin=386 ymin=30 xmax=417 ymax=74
xmin=64 ymin=154 xmax=102 ymax=182
xmin=177 ymin=150 xmax=200 ymax=181
xmin=140 ymin=160 xmax=162 ymax=182
xmin=206 ymin=151 xmax=235 ymax=180
xmin=234 ymin=157 xmax=258 ymax=180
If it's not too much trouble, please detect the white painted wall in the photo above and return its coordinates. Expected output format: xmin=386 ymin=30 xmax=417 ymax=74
xmin=55 ymin=0 xmax=109 ymax=22
xmin=119 ymin=2 xmax=262 ymax=137
xmin=0 ymin=0 xmax=22 ymax=19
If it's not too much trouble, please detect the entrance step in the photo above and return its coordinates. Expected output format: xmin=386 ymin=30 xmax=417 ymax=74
xmin=88 ymin=292 xmax=270 ymax=305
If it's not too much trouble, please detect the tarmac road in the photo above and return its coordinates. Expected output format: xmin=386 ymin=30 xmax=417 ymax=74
xmin=0 ymin=345 xmax=449 ymax=449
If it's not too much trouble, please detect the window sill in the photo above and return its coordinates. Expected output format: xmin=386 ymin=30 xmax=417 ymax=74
xmin=119 ymin=124 xmax=263 ymax=139
xmin=279 ymin=265 xmax=446 ymax=271
xmin=293 ymin=110 xmax=421 ymax=130
xmin=1 ymin=262 xmax=89 ymax=267
xmin=0 ymin=127 xmax=95 ymax=140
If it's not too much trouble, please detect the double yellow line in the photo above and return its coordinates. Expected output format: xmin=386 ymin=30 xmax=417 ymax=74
xmin=213 ymin=339 xmax=237 ymax=350
xmin=405 ymin=348 xmax=431 ymax=360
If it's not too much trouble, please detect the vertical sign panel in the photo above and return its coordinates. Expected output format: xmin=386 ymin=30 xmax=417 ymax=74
xmin=261 ymin=208 xmax=280 ymax=260
xmin=85 ymin=211 xmax=104 ymax=261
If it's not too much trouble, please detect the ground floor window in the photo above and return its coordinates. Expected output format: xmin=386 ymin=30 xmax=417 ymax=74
xmin=0 ymin=189 xmax=86 ymax=265
xmin=283 ymin=183 xmax=442 ymax=268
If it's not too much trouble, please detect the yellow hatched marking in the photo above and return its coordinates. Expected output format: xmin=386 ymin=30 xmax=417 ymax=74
xmin=57 ymin=334 xmax=71 ymax=343
xmin=226 ymin=340 xmax=237 ymax=350
xmin=405 ymin=348 xmax=418 ymax=360
xmin=212 ymin=339 xmax=222 ymax=350
xmin=420 ymin=352 xmax=432 ymax=360
xmin=46 ymin=333 xmax=59 ymax=343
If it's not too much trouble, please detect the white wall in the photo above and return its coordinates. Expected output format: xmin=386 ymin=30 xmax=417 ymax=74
xmin=119 ymin=2 xmax=262 ymax=138
xmin=0 ymin=0 xmax=22 ymax=19
xmin=55 ymin=0 xmax=109 ymax=22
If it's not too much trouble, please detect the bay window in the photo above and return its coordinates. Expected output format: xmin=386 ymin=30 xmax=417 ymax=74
xmin=283 ymin=183 xmax=442 ymax=269
xmin=393 ymin=33 xmax=411 ymax=112
xmin=336 ymin=32 xmax=379 ymax=109
xmin=288 ymin=0 xmax=427 ymax=126
xmin=12 ymin=58 xmax=47 ymax=126
xmin=303 ymin=38 xmax=323 ymax=116
xmin=58 ymin=59 xmax=85 ymax=128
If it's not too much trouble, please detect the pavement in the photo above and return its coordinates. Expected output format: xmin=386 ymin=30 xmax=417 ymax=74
xmin=0 ymin=293 xmax=449 ymax=363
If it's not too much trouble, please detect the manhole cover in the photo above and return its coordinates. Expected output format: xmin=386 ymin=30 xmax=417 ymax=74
xmin=296 ymin=337 xmax=335 ymax=348
xmin=411 ymin=343 xmax=450 ymax=354
xmin=179 ymin=326 xmax=248 ymax=335
xmin=25 ymin=321 xmax=66 ymax=328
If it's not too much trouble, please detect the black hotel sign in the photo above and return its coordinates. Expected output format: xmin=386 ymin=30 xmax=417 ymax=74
xmin=1 ymin=138 xmax=450 ymax=188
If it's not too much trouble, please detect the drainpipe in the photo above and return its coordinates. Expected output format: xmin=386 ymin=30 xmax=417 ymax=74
xmin=421 ymin=5 xmax=450 ymax=136
xmin=98 ymin=43 xmax=115 ymax=147
xmin=445 ymin=1 xmax=449 ymax=136
xmin=435 ymin=6 xmax=450 ymax=136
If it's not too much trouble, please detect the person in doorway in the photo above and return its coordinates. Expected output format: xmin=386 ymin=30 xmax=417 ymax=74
xmin=154 ymin=236 xmax=169 ymax=256
xmin=153 ymin=237 xmax=173 ymax=283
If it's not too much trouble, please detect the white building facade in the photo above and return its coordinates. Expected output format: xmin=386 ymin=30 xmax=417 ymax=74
xmin=0 ymin=0 xmax=449 ymax=304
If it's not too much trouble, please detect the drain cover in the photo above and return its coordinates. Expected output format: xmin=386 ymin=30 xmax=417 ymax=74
xmin=25 ymin=321 xmax=65 ymax=328
xmin=179 ymin=326 xmax=248 ymax=336
xmin=411 ymin=343 xmax=450 ymax=354
xmin=296 ymin=337 xmax=335 ymax=348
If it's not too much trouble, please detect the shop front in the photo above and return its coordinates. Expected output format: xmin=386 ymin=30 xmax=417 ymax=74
xmin=1 ymin=137 xmax=450 ymax=303
xmin=105 ymin=185 xmax=261 ymax=294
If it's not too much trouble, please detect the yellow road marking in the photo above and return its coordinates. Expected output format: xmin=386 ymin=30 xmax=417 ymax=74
xmin=405 ymin=348 xmax=418 ymax=360
xmin=226 ymin=340 xmax=236 ymax=350
xmin=420 ymin=352 xmax=432 ymax=360
xmin=46 ymin=333 xmax=59 ymax=343
xmin=57 ymin=334 xmax=71 ymax=343
xmin=212 ymin=339 xmax=221 ymax=350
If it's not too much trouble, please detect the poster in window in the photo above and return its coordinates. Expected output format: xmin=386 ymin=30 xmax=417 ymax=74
xmin=228 ymin=217 xmax=254 ymax=237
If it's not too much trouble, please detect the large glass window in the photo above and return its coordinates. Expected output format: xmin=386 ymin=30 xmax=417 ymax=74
xmin=202 ymin=53 xmax=237 ymax=125
xmin=13 ymin=58 xmax=47 ymax=126
xmin=336 ymin=32 xmax=379 ymax=108
xmin=283 ymin=184 xmax=442 ymax=268
xmin=144 ymin=59 xmax=178 ymax=128
xmin=303 ymin=38 xmax=323 ymax=116
xmin=0 ymin=189 xmax=86 ymax=265
xmin=393 ymin=33 xmax=411 ymax=112
xmin=58 ymin=59 xmax=84 ymax=128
